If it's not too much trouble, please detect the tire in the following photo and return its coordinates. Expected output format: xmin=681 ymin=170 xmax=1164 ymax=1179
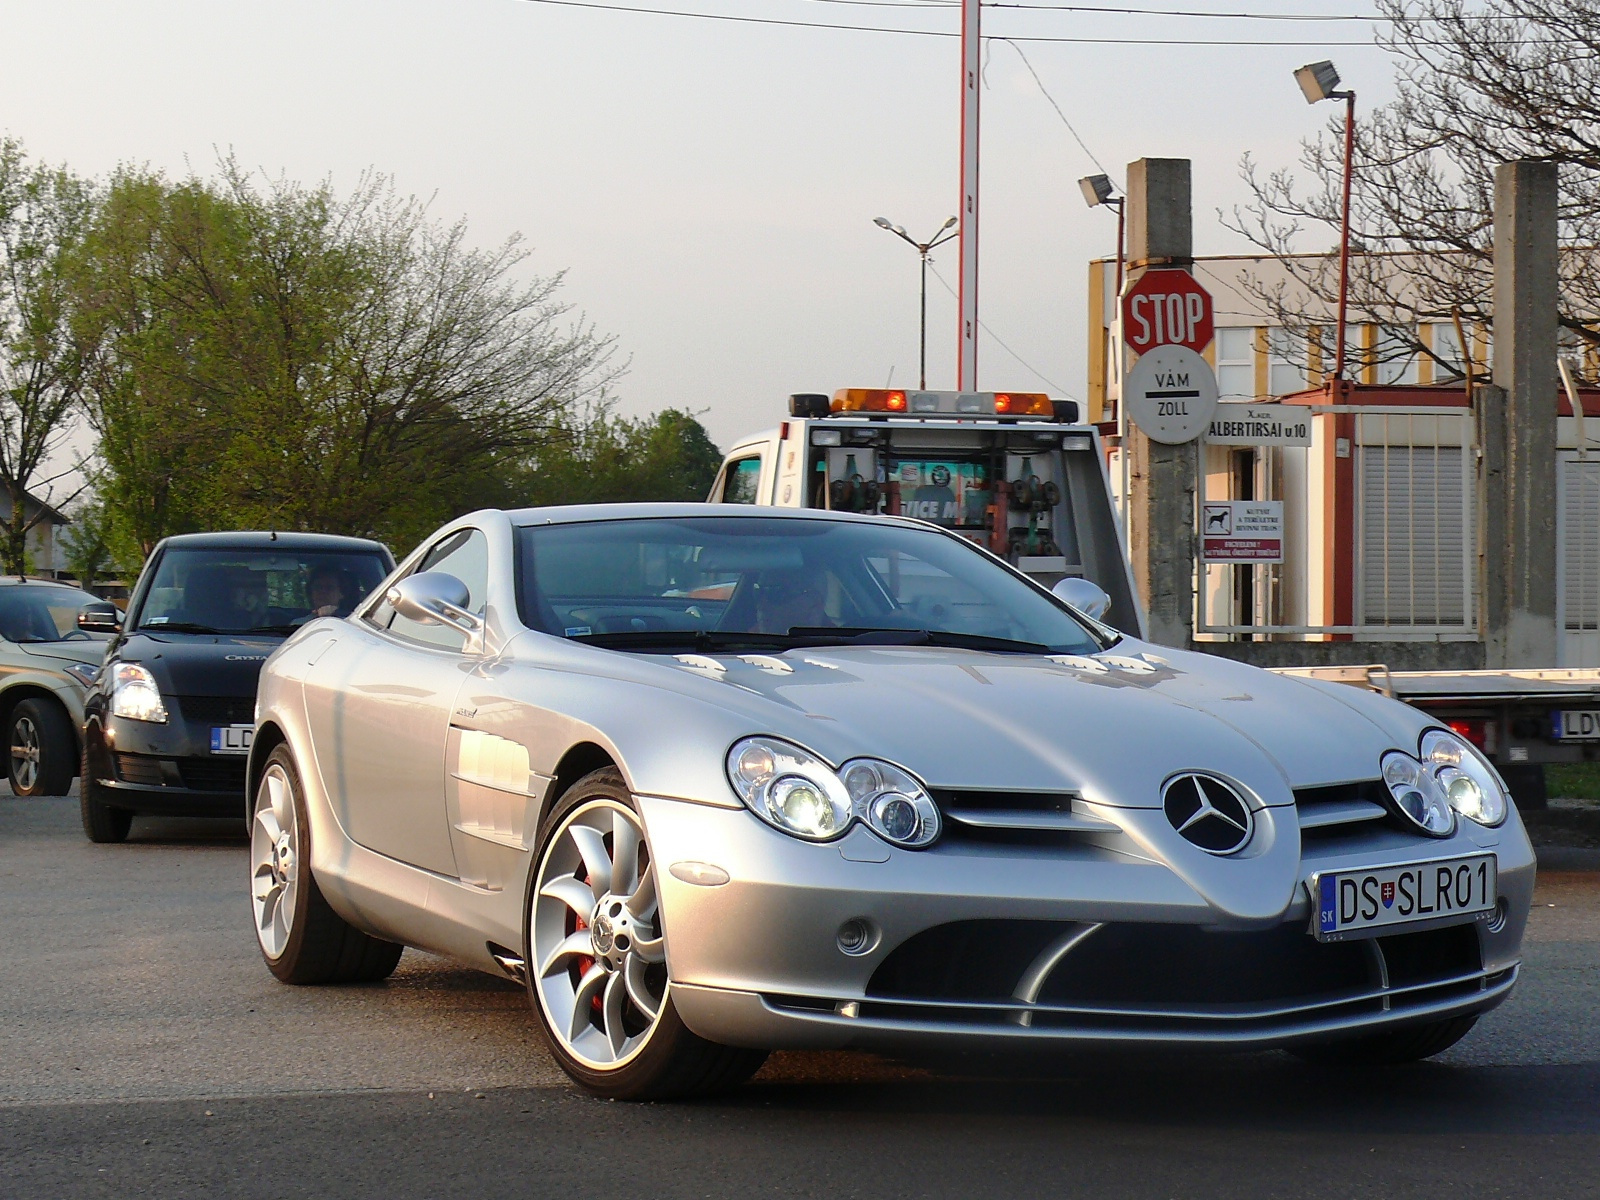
xmin=8 ymin=697 xmax=75 ymax=797
xmin=251 ymin=744 xmax=404 ymax=985
xmin=1289 ymin=1015 xmax=1479 ymax=1066
xmin=80 ymin=739 xmax=133 ymax=844
xmin=526 ymin=767 xmax=767 ymax=1100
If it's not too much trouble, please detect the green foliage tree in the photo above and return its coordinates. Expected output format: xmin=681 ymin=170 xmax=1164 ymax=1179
xmin=0 ymin=140 xmax=95 ymax=574
xmin=514 ymin=407 xmax=723 ymax=507
xmin=57 ymin=497 xmax=123 ymax=593
xmin=75 ymin=160 xmax=621 ymax=554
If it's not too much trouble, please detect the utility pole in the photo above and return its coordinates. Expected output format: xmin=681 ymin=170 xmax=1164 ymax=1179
xmin=957 ymin=0 xmax=980 ymax=391
xmin=1125 ymin=158 xmax=1198 ymax=649
xmin=1482 ymin=159 xmax=1559 ymax=668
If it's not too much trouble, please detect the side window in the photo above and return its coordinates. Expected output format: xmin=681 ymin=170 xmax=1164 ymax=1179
xmin=370 ymin=528 xmax=489 ymax=651
xmin=720 ymin=457 xmax=762 ymax=505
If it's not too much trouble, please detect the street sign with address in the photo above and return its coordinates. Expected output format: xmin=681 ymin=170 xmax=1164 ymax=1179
xmin=1201 ymin=500 xmax=1284 ymax=563
xmin=1205 ymin=404 xmax=1313 ymax=447
xmin=1122 ymin=344 xmax=1219 ymax=444
xmin=1121 ymin=269 xmax=1215 ymax=355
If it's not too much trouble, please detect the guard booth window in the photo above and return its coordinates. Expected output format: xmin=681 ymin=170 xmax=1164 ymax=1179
xmin=721 ymin=457 xmax=761 ymax=504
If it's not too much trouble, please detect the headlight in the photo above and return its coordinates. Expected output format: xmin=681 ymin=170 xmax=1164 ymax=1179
xmin=726 ymin=737 xmax=941 ymax=848
xmin=1380 ymin=749 xmax=1455 ymax=836
xmin=1420 ymin=728 xmax=1508 ymax=826
xmin=109 ymin=663 xmax=168 ymax=723
xmin=63 ymin=661 xmax=101 ymax=688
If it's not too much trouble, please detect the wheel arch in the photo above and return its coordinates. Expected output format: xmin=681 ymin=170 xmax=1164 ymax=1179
xmin=247 ymin=720 xmax=290 ymax=817
xmin=544 ymin=741 xmax=625 ymax=823
xmin=0 ymin=682 xmax=82 ymax=765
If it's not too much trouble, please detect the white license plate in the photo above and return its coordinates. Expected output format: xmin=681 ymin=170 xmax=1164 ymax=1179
xmin=1309 ymin=854 xmax=1496 ymax=942
xmin=210 ymin=724 xmax=253 ymax=755
xmin=1554 ymin=709 xmax=1600 ymax=740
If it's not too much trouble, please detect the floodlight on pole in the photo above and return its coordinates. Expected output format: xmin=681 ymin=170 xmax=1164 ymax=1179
xmin=1297 ymin=59 xmax=1357 ymax=386
xmin=1079 ymin=174 xmax=1126 ymax=308
xmin=874 ymin=215 xmax=960 ymax=390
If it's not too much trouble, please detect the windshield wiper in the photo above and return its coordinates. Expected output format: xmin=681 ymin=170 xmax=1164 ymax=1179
xmin=244 ymin=623 xmax=305 ymax=635
xmin=785 ymin=627 xmax=1051 ymax=654
xmin=564 ymin=629 xmax=800 ymax=653
xmin=137 ymin=621 xmax=221 ymax=634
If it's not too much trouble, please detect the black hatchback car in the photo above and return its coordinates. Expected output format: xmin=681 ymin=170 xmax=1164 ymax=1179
xmin=79 ymin=532 xmax=394 ymax=842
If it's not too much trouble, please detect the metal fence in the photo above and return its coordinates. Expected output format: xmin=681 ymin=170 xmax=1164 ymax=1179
xmin=1196 ymin=405 xmax=1478 ymax=640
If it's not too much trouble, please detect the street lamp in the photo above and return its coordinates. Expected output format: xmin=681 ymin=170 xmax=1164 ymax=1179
xmin=874 ymin=215 xmax=958 ymax=389
xmin=1079 ymin=173 xmax=1125 ymax=305
xmin=1296 ymin=59 xmax=1357 ymax=386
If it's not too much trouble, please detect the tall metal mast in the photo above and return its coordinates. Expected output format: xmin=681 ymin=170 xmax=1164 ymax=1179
xmin=957 ymin=0 xmax=980 ymax=390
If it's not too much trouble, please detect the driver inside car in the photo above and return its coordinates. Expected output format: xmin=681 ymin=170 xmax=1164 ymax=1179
xmin=749 ymin=569 xmax=835 ymax=635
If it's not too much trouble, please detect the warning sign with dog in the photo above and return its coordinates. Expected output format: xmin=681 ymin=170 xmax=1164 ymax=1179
xmin=1201 ymin=501 xmax=1283 ymax=563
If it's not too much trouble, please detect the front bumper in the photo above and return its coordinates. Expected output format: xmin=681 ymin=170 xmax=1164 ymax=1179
xmin=636 ymin=794 xmax=1534 ymax=1053
xmin=86 ymin=711 xmax=250 ymax=818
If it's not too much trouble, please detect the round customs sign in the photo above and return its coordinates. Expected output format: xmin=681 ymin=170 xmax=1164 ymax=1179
xmin=1122 ymin=345 xmax=1219 ymax=444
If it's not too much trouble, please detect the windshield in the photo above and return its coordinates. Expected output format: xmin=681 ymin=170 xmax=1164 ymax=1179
xmin=134 ymin=548 xmax=391 ymax=634
xmin=0 ymin=585 xmax=106 ymax=643
xmin=516 ymin=516 xmax=1105 ymax=655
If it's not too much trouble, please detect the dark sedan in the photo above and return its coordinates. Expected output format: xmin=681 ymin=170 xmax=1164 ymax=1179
xmin=80 ymin=532 xmax=394 ymax=842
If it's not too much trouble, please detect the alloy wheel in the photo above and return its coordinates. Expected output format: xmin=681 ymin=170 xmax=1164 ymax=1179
xmin=250 ymin=763 xmax=300 ymax=958
xmin=532 ymin=799 xmax=667 ymax=1070
xmin=9 ymin=716 xmax=39 ymax=792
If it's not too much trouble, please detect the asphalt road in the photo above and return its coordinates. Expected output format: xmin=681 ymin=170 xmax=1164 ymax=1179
xmin=3 ymin=789 xmax=1599 ymax=1199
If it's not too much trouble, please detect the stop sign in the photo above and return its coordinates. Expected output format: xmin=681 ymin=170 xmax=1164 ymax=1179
xmin=1121 ymin=269 xmax=1214 ymax=355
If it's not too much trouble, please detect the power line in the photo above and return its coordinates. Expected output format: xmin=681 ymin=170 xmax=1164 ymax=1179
xmin=994 ymin=38 xmax=1113 ymax=179
xmin=513 ymin=0 xmax=1573 ymax=45
xmin=926 ymin=262 xmax=1070 ymax=395
xmin=988 ymin=4 xmax=1393 ymax=17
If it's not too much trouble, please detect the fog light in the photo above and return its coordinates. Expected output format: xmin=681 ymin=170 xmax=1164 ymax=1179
xmin=1486 ymin=898 xmax=1509 ymax=934
xmin=836 ymin=918 xmax=878 ymax=956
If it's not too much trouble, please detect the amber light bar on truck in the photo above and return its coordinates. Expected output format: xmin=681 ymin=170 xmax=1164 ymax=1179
xmin=829 ymin=389 xmax=1055 ymax=418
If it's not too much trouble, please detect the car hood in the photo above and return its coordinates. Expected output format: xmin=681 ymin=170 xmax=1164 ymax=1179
xmin=643 ymin=640 xmax=1427 ymax=807
xmin=117 ymin=631 xmax=282 ymax=695
xmin=19 ymin=640 xmax=110 ymax=668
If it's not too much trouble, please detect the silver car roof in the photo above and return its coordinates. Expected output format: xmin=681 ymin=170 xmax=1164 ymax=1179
xmin=503 ymin=502 xmax=929 ymax=533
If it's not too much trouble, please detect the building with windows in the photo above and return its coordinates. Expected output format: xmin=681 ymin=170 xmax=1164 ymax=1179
xmin=1086 ymin=252 xmax=1599 ymax=664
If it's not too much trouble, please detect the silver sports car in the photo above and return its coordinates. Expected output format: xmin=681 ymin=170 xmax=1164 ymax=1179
xmin=249 ymin=504 xmax=1533 ymax=1099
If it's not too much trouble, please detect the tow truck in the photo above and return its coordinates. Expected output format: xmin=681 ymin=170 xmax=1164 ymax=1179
xmin=706 ymin=388 xmax=1143 ymax=636
xmin=711 ymin=387 xmax=1600 ymax=806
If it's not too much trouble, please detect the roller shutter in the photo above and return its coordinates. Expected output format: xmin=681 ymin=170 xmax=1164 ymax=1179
xmin=1358 ymin=444 xmax=1467 ymax=625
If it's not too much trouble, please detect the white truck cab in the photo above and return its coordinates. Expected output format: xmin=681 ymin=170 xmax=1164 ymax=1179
xmin=709 ymin=388 xmax=1144 ymax=636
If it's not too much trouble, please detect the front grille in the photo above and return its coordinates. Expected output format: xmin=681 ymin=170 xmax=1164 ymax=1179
xmin=177 ymin=758 xmax=248 ymax=793
xmin=864 ymin=918 xmax=1484 ymax=1024
xmin=113 ymin=753 xmax=166 ymax=787
xmin=932 ymin=791 xmax=1116 ymax=847
xmin=173 ymin=695 xmax=255 ymax=725
xmin=1294 ymin=779 xmax=1395 ymax=840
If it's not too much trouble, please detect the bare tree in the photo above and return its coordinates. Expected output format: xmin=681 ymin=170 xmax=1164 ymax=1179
xmin=1225 ymin=0 xmax=1600 ymax=383
xmin=0 ymin=140 xmax=93 ymax=574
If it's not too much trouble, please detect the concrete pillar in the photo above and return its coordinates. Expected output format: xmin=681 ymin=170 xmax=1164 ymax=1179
xmin=1486 ymin=159 xmax=1559 ymax=668
xmin=1125 ymin=158 xmax=1197 ymax=648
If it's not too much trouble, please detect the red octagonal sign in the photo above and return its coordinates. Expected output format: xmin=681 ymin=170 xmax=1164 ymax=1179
xmin=1121 ymin=268 xmax=1214 ymax=356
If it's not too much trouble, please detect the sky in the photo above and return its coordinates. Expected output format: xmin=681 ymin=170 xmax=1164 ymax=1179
xmin=1 ymin=0 xmax=1403 ymax=453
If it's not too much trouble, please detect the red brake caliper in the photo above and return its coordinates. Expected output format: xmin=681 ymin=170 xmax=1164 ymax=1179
xmin=572 ymin=872 xmax=602 ymax=1012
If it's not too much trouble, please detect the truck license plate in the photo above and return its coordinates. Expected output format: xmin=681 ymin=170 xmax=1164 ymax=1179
xmin=1309 ymin=854 xmax=1496 ymax=942
xmin=1554 ymin=709 xmax=1600 ymax=740
xmin=210 ymin=724 xmax=253 ymax=755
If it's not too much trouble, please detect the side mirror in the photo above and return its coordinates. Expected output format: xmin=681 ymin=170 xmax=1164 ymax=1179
xmin=78 ymin=602 xmax=122 ymax=633
xmin=1052 ymin=576 xmax=1111 ymax=621
xmin=387 ymin=572 xmax=482 ymax=636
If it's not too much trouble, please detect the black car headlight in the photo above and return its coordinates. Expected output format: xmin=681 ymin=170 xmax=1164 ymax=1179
xmin=108 ymin=662 xmax=168 ymax=723
xmin=726 ymin=737 xmax=940 ymax=848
